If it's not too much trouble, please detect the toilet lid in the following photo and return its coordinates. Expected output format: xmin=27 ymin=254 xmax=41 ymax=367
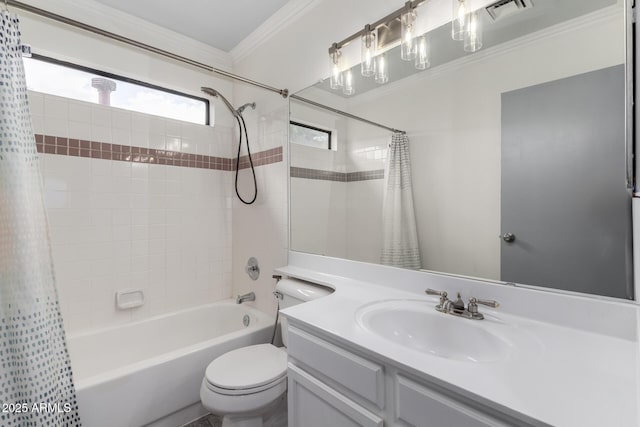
xmin=205 ymin=344 xmax=287 ymax=390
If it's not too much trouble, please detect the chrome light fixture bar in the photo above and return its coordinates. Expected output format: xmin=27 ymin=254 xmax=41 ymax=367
xmin=328 ymin=1 xmax=426 ymax=56
xmin=327 ymin=1 xmax=425 ymax=92
xmin=327 ymin=0 xmax=484 ymax=94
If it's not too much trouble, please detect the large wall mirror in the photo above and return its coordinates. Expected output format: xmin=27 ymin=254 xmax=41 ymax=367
xmin=289 ymin=0 xmax=634 ymax=300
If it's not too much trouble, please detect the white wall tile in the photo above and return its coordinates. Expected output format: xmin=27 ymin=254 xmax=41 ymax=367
xmin=45 ymin=117 xmax=68 ymax=137
xmin=91 ymin=106 xmax=111 ymax=127
xmin=44 ymin=96 xmax=69 ymax=120
xmin=29 ymin=92 xmax=44 ymax=116
xmin=91 ymin=124 xmax=112 ymax=143
xmin=68 ymin=121 xmax=91 ymax=140
xmin=39 ymin=95 xmax=235 ymax=334
xmin=112 ymin=110 xmax=131 ymax=130
xmin=68 ymin=101 xmax=91 ymax=124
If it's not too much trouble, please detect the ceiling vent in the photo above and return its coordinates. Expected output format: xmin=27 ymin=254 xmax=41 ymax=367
xmin=486 ymin=0 xmax=534 ymax=21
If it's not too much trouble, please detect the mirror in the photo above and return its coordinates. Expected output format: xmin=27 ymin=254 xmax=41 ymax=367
xmin=289 ymin=0 xmax=633 ymax=299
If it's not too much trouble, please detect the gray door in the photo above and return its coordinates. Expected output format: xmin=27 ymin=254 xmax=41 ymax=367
xmin=501 ymin=65 xmax=633 ymax=299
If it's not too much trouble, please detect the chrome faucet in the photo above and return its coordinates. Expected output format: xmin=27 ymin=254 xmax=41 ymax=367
xmin=425 ymin=289 xmax=499 ymax=320
xmin=236 ymin=292 xmax=256 ymax=304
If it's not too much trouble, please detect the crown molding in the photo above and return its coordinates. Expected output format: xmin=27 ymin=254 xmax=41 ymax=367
xmin=348 ymin=4 xmax=622 ymax=107
xmin=16 ymin=0 xmax=233 ymax=70
xmin=231 ymin=0 xmax=324 ymax=65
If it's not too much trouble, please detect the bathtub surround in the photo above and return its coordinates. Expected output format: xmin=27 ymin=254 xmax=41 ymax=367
xmin=0 ymin=12 xmax=81 ymax=426
xmin=32 ymin=91 xmax=283 ymax=334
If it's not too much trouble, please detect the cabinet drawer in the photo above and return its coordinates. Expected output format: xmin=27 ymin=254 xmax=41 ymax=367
xmin=288 ymin=363 xmax=384 ymax=427
xmin=287 ymin=327 xmax=384 ymax=408
xmin=396 ymin=375 xmax=509 ymax=427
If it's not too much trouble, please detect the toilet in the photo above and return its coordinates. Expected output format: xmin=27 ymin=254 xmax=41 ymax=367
xmin=200 ymin=278 xmax=332 ymax=427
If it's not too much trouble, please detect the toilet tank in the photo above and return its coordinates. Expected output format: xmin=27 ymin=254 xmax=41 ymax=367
xmin=275 ymin=278 xmax=332 ymax=347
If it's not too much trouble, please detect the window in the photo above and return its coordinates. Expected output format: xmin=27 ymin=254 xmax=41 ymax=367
xmin=290 ymin=121 xmax=333 ymax=150
xmin=23 ymin=54 xmax=209 ymax=125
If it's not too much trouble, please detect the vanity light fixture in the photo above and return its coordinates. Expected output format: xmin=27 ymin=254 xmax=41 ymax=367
xmin=343 ymin=69 xmax=355 ymax=95
xmin=464 ymin=11 xmax=483 ymax=52
xmin=329 ymin=44 xmax=343 ymax=89
xmin=451 ymin=0 xmax=469 ymax=41
xmin=361 ymin=25 xmax=377 ymax=77
xmin=415 ymin=35 xmax=430 ymax=70
xmin=375 ymin=54 xmax=389 ymax=84
xmin=400 ymin=2 xmax=417 ymax=61
xmin=326 ymin=0 xmax=485 ymax=94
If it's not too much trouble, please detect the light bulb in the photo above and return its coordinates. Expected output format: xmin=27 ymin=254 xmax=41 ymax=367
xmin=329 ymin=49 xmax=343 ymax=89
xmin=464 ymin=11 xmax=482 ymax=52
xmin=401 ymin=9 xmax=417 ymax=61
xmin=361 ymin=29 xmax=377 ymax=77
xmin=452 ymin=0 xmax=469 ymax=41
xmin=415 ymin=35 xmax=430 ymax=70
xmin=374 ymin=54 xmax=388 ymax=84
xmin=343 ymin=69 xmax=355 ymax=96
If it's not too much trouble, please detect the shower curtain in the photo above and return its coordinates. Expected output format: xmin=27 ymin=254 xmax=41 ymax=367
xmin=0 ymin=11 xmax=81 ymax=426
xmin=381 ymin=132 xmax=421 ymax=269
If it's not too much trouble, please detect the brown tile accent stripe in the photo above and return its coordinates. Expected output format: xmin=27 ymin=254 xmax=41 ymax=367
xmin=238 ymin=146 xmax=283 ymax=170
xmin=290 ymin=166 xmax=384 ymax=182
xmin=35 ymin=134 xmax=282 ymax=171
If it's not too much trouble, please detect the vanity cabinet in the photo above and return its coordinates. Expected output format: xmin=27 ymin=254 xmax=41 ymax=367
xmin=286 ymin=324 xmax=538 ymax=427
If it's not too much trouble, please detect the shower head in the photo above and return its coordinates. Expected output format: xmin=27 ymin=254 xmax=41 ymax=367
xmin=236 ymin=102 xmax=256 ymax=115
xmin=200 ymin=86 xmax=238 ymax=118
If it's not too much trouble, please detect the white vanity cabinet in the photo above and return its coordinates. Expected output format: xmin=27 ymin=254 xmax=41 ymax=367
xmin=286 ymin=324 xmax=542 ymax=427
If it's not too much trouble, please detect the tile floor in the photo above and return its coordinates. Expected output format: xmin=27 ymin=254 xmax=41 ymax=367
xmin=182 ymin=414 xmax=222 ymax=427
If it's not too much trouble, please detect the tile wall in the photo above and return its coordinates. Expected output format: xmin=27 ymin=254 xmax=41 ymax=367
xmin=30 ymin=91 xmax=281 ymax=333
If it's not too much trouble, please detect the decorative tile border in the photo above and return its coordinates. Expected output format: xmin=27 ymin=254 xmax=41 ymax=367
xmin=290 ymin=166 xmax=384 ymax=182
xmin=238 ymin=147 xmax=283 ymax=170
xmin=35 ymin=134 xmax=282 ymax=171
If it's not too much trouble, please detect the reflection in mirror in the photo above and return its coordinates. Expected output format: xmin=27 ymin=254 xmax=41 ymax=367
xmin=290 ymin=0 xmax=633 ymax=299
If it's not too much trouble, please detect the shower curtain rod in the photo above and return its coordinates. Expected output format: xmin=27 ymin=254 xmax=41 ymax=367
xmin=290 ymin=95 xmax=406 ymax=134
xmin=6 ymin=0 xmax=289 ymax=98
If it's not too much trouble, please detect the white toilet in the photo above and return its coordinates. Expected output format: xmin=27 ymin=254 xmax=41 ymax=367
xmin=200 ymin=279 xmax=332 ymax=427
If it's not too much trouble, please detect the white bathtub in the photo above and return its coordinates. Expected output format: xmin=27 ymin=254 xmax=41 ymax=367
xmin=67 ymin=300 xmax=274 ymax=427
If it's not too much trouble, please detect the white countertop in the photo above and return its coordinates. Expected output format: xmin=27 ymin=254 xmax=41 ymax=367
xmin=276 ymin=265 xmax=640 ymax=427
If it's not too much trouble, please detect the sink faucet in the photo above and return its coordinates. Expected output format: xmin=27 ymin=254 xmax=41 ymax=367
xmin=236 ymin=292 xmax=256 ymax=304
xmin=425 ymin=289 xmax=499 ymax=320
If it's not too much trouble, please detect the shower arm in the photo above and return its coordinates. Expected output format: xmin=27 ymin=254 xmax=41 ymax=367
xmin=201 ymin=87 xmax=239 ymax=118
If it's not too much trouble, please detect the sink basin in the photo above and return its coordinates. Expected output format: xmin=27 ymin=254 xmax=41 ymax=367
xmin=355 ymin=300 xmax=513 ymax=363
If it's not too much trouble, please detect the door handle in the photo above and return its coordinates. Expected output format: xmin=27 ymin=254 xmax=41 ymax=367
xmin=500 ymin=233 xmax=516 ymax=243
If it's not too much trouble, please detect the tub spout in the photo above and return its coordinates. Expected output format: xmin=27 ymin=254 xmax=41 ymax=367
xmin=236 ymin=292 xmax=256 ymax=304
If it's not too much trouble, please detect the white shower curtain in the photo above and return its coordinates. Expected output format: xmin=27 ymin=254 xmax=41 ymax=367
xmin=381 ymin=132 xmax=421 ymax=269
xmin=0 ymin=11 xmax=81 ymax=426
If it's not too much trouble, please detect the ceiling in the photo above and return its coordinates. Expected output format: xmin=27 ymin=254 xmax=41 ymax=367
xmin=92 ymin=0 xmax=290 ymax=52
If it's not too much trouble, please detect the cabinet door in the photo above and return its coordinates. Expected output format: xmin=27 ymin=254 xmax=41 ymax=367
xmin=288 ymin=363 xmax=384 ymax=427
xmin=396 ymin=376 xmax=508 ymax=427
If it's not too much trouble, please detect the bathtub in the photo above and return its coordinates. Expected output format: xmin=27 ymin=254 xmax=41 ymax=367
xmin=67 ymin=300 xmax=274 ymax=427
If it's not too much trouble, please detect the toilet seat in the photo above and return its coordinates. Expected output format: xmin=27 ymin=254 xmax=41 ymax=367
xmin=204 ymin=344 xmax=287 ymax=396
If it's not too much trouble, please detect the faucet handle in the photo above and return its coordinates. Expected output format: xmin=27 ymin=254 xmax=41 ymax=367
xmin=425 ymin=288 xmax=447 ymax=298
xmin=426 ymin=289 xmax=450 ymax=312
xmin=470 ymin=297 xmax=499 ymax=308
